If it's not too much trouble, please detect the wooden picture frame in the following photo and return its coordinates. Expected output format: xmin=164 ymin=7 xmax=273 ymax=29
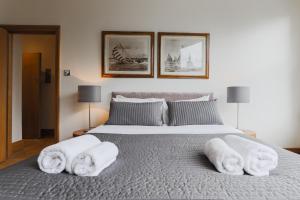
xmin=158 ymin=32 xmax=210 ymax=79
xmin=101 ymin=31 xmax=154 ymax=78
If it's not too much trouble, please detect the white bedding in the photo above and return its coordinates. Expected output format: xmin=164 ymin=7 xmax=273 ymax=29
xmin=88 ymin=125 xmax=242 ymax=135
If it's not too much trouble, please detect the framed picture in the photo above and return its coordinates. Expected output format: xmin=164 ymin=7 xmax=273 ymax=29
xmin=102 ymin=31 xmax=154 ymax=78
xmin=158 ymin=32 xmax=210 ymax=79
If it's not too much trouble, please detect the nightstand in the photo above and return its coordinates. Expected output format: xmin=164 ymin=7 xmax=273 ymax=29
xmin=73 ymin=129 xmax=89 ymax=137
xmin=240 ymin=130 xmax=256 ymax=138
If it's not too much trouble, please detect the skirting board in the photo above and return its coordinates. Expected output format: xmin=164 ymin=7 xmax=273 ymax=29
xmin=11 ymin=140 xmax=24 ymax=153
xmin=285 ymin=148 xmax=300 ymax=154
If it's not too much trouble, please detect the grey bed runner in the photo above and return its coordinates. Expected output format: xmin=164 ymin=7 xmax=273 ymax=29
xmin=1 ymin=133 xmax=300 ymax=200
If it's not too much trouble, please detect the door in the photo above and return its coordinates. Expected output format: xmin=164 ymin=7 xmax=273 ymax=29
xmin=22 ymin=53 xmax=41 ymax=139
xmin=0 ymin=28 xmax=8 ymax=162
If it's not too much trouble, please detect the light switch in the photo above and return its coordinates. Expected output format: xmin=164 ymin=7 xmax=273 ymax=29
xmin=64 ymin=70 xmax=71 ymax=76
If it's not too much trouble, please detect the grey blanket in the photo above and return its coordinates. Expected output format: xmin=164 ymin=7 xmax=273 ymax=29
xmin=1 ymin=133 xmax=300 ymax=200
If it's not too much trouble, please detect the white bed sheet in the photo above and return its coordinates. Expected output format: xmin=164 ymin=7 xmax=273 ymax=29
xmin=88 ymin=125 xmax=242 ymax=135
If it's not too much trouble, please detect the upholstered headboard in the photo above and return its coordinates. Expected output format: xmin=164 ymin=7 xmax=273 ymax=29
xmin=111 ymin=92 xmax=213 ymax=101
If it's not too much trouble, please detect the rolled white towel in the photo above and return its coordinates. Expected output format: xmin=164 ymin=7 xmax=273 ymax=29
xmin=224 ymin=135 xmax=278 ymax=176
xmin=204 ymin=138 xmax=244 ymax=175
xmin=38 ymin=135 xmax=101 ymax=174
xmin=72 ymin=142 xmax=119 ymax=176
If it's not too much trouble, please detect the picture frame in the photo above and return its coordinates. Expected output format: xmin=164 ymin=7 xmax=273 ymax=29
xmin=158 ymin=32 xmax=210 ymax=79
xmin=101 ymin=31 xmax=154 ymax=78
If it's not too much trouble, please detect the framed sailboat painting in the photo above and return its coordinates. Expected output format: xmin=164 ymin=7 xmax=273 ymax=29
xmin=158 ymin=32 xmax=210 ymax=79
xmin=102 ymin=31 xmax=154 ymax=78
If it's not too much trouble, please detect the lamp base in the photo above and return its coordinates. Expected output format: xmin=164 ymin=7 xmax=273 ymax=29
xmin=236 ymin=103 xmax=239 ymax=129
xmin=88 ymin=103 xmax=91 ymax=130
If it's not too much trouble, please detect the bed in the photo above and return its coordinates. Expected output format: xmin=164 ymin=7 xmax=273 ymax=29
xmin=1 ymin=92 xmax=300 ymax=200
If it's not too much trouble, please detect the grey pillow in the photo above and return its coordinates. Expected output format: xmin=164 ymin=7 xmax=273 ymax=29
xmin=167 ymin=100 xmax=223 ymax=126
xmin=106 ymin=102 xmax=163 ymax=126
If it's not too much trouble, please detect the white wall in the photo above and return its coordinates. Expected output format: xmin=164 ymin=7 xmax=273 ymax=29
xmin=11 ymin=34 xmax=56 ymax=142
xmin=1 ymin=0 xmax=300 ymax=147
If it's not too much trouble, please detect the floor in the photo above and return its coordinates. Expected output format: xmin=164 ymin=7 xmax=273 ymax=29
xmin=0 ymin=138 xmax=55 ymax=170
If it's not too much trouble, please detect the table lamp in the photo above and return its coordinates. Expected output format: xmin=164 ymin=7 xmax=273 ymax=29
xmin=227 ymin=86 xmax=250 ymax=129
xmin=78 ymin=85 xmax=101 ymax=129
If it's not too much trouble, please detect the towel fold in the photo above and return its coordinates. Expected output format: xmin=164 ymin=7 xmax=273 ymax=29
xmin=38 ymin=135 xmax=101 ymax=174
xmin=72 ymin=142 xmax=119 ymax=176
xmin=204 ymin=138 xmax=244 ymax=175
xmin=224 ymin=135 xmax=278 ymax=176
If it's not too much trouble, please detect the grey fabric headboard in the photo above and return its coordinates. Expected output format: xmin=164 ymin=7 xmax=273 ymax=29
xmin=111 ymin=92 xmax=213 ymax=101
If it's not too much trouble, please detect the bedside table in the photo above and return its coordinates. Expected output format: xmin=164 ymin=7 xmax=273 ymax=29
xmin=240 ymin=130 xmax=256 ymax=138
xmin=73 ymin=129 xmax=89 ymax=137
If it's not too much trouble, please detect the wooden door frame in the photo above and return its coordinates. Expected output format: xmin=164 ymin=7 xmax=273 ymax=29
xmin=0 ymin=28 xmax=9 ymax=162
xmin=0 ymin=25 xmax=60 ymax=159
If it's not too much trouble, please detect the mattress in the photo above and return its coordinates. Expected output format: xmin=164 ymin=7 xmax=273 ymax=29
xmin=1 ymin=133 xmax=300 ymax=200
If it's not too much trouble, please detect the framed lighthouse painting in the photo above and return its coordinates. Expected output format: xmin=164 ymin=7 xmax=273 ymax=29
xmin=158 ymin=32 xmax=210 ymax=79
xmin=102 ymin=31 xmax=154 ymax=78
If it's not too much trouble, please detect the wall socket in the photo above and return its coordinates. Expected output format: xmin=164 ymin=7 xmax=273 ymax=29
xmin=64 ymin=70 xmax=71 ymax=76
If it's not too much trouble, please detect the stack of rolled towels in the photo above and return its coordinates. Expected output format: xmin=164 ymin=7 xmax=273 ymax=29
xmin=204 ymin=135 xmax=278 ymax=176
xmin=38 ymin=135 xmax=118 ymax=176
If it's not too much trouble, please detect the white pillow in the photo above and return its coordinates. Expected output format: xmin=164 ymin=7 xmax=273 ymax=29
xmin=175 ymin=95 xmax=210 ymax=102
xmin=112 ymin=95 xmax=169 ymax=124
